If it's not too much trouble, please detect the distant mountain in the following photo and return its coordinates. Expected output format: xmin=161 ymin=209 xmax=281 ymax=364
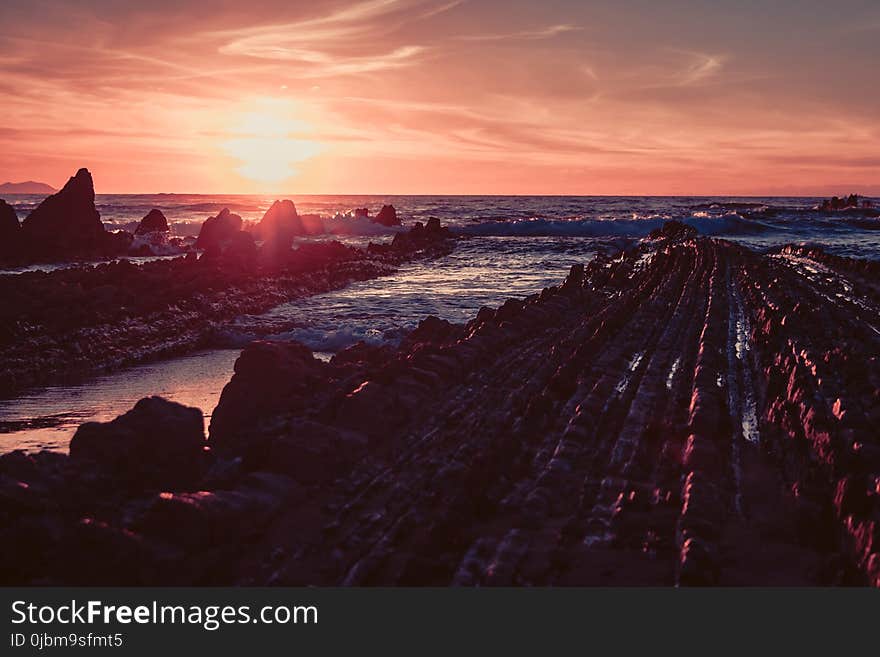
xmin=0 ymin=181 xmax=57 ymax=194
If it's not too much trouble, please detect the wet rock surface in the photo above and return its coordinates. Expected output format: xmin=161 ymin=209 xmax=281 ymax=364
xmin=129 ymin=209 xmax=185 ymax=256
xmin=3 ymin=226 xmax=879 ymax=586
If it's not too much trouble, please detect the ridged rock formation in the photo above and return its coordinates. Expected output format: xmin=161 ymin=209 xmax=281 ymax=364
xmin=208 ymin=232 xmax=880 ymax=586
xmin=2 ymin=227 xmax=878 ymax=586
xmin=0 ymin=222 xmax=454 ymax=396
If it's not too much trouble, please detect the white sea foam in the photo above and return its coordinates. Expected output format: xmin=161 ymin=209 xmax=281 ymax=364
xmin=666 ymin=357 xmax=680 ymax=390
xmin=324 ymin=213 xmax=406 ymax=236
xmin=455 ymin=213 xmax=770 ymax=239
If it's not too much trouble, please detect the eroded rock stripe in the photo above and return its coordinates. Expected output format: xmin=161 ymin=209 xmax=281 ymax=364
xmin=2 ymin=227 xmax=878 ymax=586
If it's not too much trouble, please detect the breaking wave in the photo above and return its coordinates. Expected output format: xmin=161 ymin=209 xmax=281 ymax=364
xmin=455 ymin=213 xmax=776 ymax=238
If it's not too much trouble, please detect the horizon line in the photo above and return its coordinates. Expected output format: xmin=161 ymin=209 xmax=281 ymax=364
xmin=4 ymin=190 xmax=878 ymax=198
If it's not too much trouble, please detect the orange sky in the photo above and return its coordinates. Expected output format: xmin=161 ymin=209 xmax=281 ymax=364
xmin=1 ymin=0 xmax=878 ymax=195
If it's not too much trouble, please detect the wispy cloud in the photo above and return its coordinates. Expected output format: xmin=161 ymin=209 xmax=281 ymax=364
xmin=419 ymin=0 xmax=466 ymax=19
xmin=455 ymin=23 xmax=581 ymax=42
xmin=1 ymin=0 xmax=879 ymax=193
xmin=216 ymin=0 xmax=454 ymax=75
xmin=221 ymin=42 xmax=426 ymax=76
xmin=674 ymin=51 xmax=724 ymax=86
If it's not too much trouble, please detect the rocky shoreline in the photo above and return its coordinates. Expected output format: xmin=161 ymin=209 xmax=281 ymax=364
xmin=0 ymin=168 xmax=407 ymax=267
xmin=0 ymin=167 xmax=448 ymax=397
xmin=2 ymin=223 xmax=879 ymax=586
xmin=0 ymin=219 xmax=452 ymax=397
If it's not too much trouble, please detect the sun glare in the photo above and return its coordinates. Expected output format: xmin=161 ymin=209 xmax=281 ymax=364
xmin=222 ymin=99 xmax=322 ymax=186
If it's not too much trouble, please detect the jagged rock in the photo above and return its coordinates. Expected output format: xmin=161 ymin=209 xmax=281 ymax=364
xmin=354 ymin=208 xmax=369 ymax=219
xmin=373 ymin=204 xmax=400 ymax=227
xmin=331 ymin=341 xmax=395 ymax=367
xmin=128 ymin=209 xmax=174 ymax=256
xmin=647 ymin=220 xmax=697 ymax=240
xmin=70 ymin=396 xmax=207 ymax=489
xmin=20 ymin=168 xmax=105 ymax=257
xmin=224 ymin=231 xmax=258 ymax=266
xmin=254 ymin=200 xmax=304 ymax=259
xmin=135 ymin=209 xmax=169 ymax=235
xmin=0 ymin=199 xmax=18 ymax=234
xmin=390 ymin=217 xmax=450 ymax=250
xmin=195 ymin=208 xmax=242 ymax=251
xmin=0 ymin=199 xmax=20 ymax=256
xmin=404 ymin=315 xmax=462 ymax=347
xmin=201 ymin=230 xmax=257 ymax=268
xmin=821 ymin=194 xmax=874 ymax=211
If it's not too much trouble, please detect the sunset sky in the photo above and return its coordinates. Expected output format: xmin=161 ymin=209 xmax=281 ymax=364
xmin=1 ymin=0 xmax=878 ymax=195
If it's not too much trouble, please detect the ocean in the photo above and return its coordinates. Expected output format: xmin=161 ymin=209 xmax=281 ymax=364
xmin=2 ymin=194 xmax=878 ymax=453
xmin=5 ymin=193 xmax=880 ymax=251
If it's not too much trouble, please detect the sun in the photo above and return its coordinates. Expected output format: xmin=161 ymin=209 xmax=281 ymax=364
xmin=222 ymin=98 xmax=323 ymax=186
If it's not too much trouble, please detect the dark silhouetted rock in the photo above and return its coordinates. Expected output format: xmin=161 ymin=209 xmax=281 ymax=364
xmin=70 ymin=396 xmax=206 ymax=488
xmin=0 ymin=220 xmax=450 ymax=398
xmin=0 ymin=199 xmax=18 ymax=234
xmin=202 ymin=230 xmax=257 ymax=269
xmin=373 ymin=204 xmax=400 ymax=227
xmin=0 ymin=199 xmax=20 ymax=256
xmin=135 ymin=209 xmax=169 ymax=235
xmin=20 ymin=168 xmax=105 ymax=257
xmin=226 ymin=230 xmax=258 ymax=262
xmin=354 ymin=208 xmax=369 ymax=219
xmin=390 ymin=218 xmax=451 ymax=250
xmin=104 ymin=230 xmax=134 ymax=255
xmin=195 ymin=208 xmax=242 ymax=251
xmin=404 ymin=315 xmax=462 ymax=347
xmin=129 ymin=209 xmax=173 ymax=256
xmin=256 ymin=200 xmax=302 ymax=240
xmin=210 ymin=342 xmax=327 ymax=454
xmin=819 ymin=194 xmax=878 ymax=216
xmin=648 ymin=220 xmax=697 ymax=241
xmin=821 ymin=194 xmax=861 ymax=211
xmin=255 ymin=200 xmax=303 ymax=261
